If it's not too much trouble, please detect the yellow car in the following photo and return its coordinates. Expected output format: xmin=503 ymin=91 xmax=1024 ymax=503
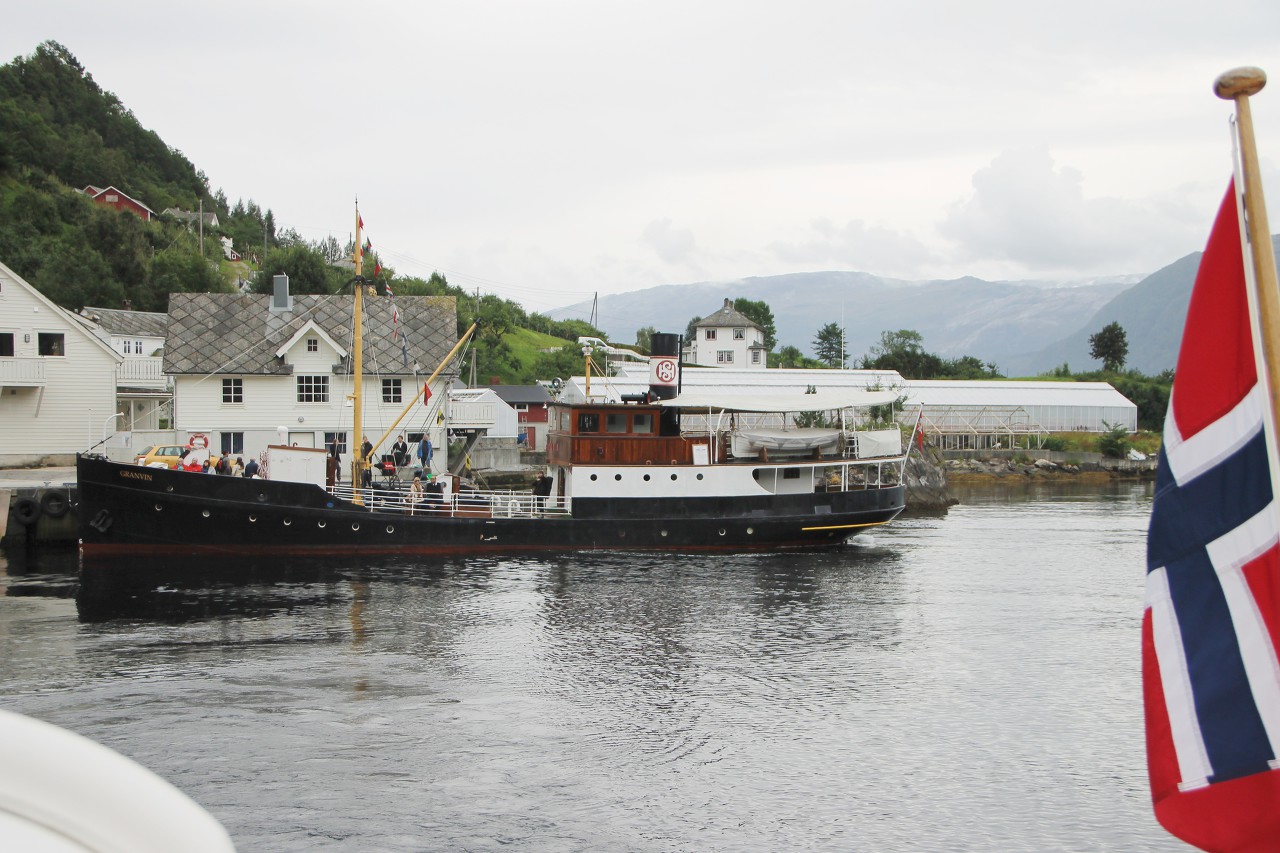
xmin=134 ymin=444 xmax=187 ymax=468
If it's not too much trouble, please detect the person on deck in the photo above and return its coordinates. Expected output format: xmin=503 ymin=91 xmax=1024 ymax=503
xmin=392 ymin=435 xmax=410 ymax=468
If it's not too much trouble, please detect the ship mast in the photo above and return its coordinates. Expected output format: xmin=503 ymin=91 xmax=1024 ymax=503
xmin=351 ymin=206 xmax=366 ymax=500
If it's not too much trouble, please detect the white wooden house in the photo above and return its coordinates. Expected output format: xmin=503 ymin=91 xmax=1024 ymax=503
xmin=79 ymin=306 xmax=172 ymax=432
xmin=682 ymin=299 xmax=768 ymax=369
xmin=0 ymin=261 xmax=122 ymax=466
xmin=163 ymin=286 xmax=458 ymax=476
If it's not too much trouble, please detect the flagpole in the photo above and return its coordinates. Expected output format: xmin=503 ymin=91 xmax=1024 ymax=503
xmin=352 ymin=204 xmax=366 ymax=502
xmin=1216 ymin=67 xmax=1280 ymax=422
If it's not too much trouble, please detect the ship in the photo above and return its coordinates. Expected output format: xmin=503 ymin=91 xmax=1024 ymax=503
xmin=75 ymin=215 xmax=909 ymax=563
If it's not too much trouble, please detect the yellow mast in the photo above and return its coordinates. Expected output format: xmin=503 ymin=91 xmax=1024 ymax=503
xmin=351 ymin=206 xmax=366 ymax=501
xmin=372 ymin=322 xmax=479 ymax=457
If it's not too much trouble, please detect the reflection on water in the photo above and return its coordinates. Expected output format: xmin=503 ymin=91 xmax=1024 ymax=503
xmin=0 ymin=482 xmax=1181 ymax=852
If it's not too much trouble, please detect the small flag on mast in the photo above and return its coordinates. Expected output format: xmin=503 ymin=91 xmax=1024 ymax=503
xmin=1143 ymin=178 xmax=1280 ymax=851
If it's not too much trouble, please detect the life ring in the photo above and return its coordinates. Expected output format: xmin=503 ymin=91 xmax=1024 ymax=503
xmin=40 ymin=490 xmax=70 ymax=519
xmin=13 ymin=497 xmax=40 ymax=526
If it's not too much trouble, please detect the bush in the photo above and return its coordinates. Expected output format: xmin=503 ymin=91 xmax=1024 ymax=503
xmin=1097 ymin=422 xmax=1131 ymax=458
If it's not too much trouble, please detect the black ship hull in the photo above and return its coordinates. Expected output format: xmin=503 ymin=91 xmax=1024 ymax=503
xmin=76 ymin=455 xmax=905 ymax=559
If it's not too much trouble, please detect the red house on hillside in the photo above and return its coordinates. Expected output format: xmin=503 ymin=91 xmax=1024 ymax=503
xmin=80 ymin=185 xmax=156 ymax=221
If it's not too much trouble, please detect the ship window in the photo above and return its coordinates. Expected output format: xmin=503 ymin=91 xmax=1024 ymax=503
xmin=632 ymin=414 xmax=653 ymax=433
xmin=578 ymin=413 xmax=600 ymax=433
xmin=297 ymin=375 xmax=329 ymax=403
xmin=783 ymin=468 xmax=801 ymax=479
xmin=560 ymin=412 xmax=570 ymax=430
xmin=38 ymin=333 xmax=64 ymax=356
xmin=605 ymin=413 xmax=627 ymax=433
xmin=222 ymin=378 xmax=243 ymax=403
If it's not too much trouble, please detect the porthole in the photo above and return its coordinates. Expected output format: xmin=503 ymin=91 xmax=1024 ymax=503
xmin=614 ymin=474 xmax=622 ymax=481
xmin=696 ymin=473 xmax=704 ymax=480
xmin=670 ymin=474 xmax=678 ymax=481
xmin=318 ymin=521 xmax=327 ymax=528
xmin=619 ymin=530 xmax=626 ymax=537
xmin=166 ymin=486 xmax=174 ymax=493
xmin=746 ymin=526 xmax=754 ymax=535
xmin=202 ymin=510 xmax=211 ymax=518
xmin=385 ymin=525 xmax=395 ymax=533
xmin=718 ymin=528 xmax=726 ymax=536
xmin=257 ymin=493 xmax=267 ymax=502
xmin=590 ymin=474 xmax=598 ymax=481
xmin=660 ymin=529 xmax=668 ymax=537
xmin=249 ymin=515 xmax=257 ymax=523
xmin=283 ymin=518 xmax=292 ymax=526
xmin=643 ymin=474 xmax=651 ymax=481
xmin=352 ymin=523 xmax=361 ymax=531
xmin=154 ymin=503 xmax=162 ymax=511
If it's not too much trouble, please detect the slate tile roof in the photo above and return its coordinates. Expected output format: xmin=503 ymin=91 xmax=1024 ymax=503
xmin=81 ymin=306 xmax=170 ymax=338
xmin=693 ymin=298 xmax=761 ymax=330
xmin=163 ymin=293 xmax=457 ymax=376
xmin=490 ymin=385 xmax=553 ymax=405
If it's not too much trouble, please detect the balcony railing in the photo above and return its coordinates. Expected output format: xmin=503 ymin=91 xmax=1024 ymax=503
xmin=0 ymin=357 xmax=46 ymax=386
xmin=116 ymin=356 xmax=169 ymax=388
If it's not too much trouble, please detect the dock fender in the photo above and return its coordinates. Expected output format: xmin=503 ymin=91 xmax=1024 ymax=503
xmin=40 ymin=490 xmax=70 ymax=519
xmin=13 ymin=497 xmax=40 ymax=526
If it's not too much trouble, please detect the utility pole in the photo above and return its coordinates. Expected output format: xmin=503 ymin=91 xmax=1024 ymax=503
xmin=198 ymin=198 xmax=204 ymax=256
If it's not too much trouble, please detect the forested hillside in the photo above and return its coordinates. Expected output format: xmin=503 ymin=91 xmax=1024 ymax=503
xmin=0 ymin=41 xmax=605 ymax=383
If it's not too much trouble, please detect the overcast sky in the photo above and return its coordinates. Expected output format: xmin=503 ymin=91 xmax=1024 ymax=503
xmin=5 ymin=1 xmax=1280 ymax=325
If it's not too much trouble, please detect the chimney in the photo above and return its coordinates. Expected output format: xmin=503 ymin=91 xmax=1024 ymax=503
xmin=270 ymin=274 xmax=293 ymax=312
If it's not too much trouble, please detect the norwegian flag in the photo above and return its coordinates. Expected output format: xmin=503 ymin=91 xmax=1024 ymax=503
xmin=1144 ymin=179 xmax=1280 ymax=851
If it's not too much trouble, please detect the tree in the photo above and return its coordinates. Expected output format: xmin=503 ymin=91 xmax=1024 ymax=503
xmin=813 ymin=322 xmax=846 ymax=367
xmin=634 ymin=326 xmax=656 ymax=352
xmin=775 ymin=345 xmax=805 ymax=368
xmin=684 ymin=316 xmax=702 ymax=342
xmin=732 ymin=297 xmax=777 ymax=351
xmin=1089 ymin=322 xmax=1128 ymax=372
xmin=870 ymin=329 xmax=925 ymax=359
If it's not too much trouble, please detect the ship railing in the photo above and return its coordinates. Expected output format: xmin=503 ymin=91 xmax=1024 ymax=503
xmin=811 ymin=456 xmax=907 ymax=492
xmin=330 ymin=484 xmax=571 ymax=518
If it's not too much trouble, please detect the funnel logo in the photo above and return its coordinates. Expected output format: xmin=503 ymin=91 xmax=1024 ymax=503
xmin=651 ymin=357 xmax=678 ymax=386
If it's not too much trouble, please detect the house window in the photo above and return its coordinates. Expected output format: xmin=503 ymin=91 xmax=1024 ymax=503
xmin=123 ymin=340 xmax=133 ymax=354
xmin=222 ymin=378 xmax=243 ymax=404
xmin=220 ymin=432 xmax=244 ymax=454
xmin=324 ymin=432 xmax=348 ymax=455
xmin=38 ymin=333 xmax=64 ymax=356
xmin=0 ymin=333 xmax=13 ymax=357
xmin=717 ymin=350 xmax=733 ymax=364
xmin=135 ymin=340 xmax=143 ymax=354
xmin=382 ymin=378 xmax=402 ymax=403
xmin=752 ymin=350 xmax=761 ymax=364
xmin=704 ymin=329 xmax=717 ymax=340
xmin=307 ymin=338 xmax=318 ymax=352
xmin=297 ymin=375 xmax=329 ymax=402
xmin=734 ymin=328 xmax=745 ymax=340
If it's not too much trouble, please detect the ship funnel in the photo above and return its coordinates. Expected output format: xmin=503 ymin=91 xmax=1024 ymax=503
xmin=648 ymin=333 xmax=681 ymax=401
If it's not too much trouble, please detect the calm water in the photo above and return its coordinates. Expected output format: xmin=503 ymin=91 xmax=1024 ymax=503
xmin=0 ymin=483 xmax=1188 ymax=852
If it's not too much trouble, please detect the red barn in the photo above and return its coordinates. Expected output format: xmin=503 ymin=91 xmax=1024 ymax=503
xmin=81 ymin=185 xmax=157 ymax=221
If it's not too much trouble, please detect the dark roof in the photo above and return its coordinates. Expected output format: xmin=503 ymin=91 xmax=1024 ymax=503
xmin=693 ymin=298 xmax=761 ymax=330
xmin=163 ymin=293 xmax=457 ymax=376
xmin=81 ymin=306 xmax=169 ymax=338
xmin=490 ymin=385 xmax=553 ymax=405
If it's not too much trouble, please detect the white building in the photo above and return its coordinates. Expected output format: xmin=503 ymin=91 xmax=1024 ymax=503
xmin=79 ymin=306 xmax=172 ymax=432
xmin=0 ymin=261 xmax=122 ymax=466
xmin=163 ymin=286 xmax=458 ymax=475
xmin=682 ymin=299 xmax=768 ymax=369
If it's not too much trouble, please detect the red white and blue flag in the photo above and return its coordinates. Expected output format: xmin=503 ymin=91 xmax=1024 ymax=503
xmin=1144 ymin=179 xmax=1280 ymax=851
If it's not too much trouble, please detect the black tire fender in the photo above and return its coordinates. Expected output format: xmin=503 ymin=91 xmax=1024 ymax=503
xmin=40 ymin=490 xmax=70 ymax=519
xmin=13 ymin=497 xmax=40 ymax=526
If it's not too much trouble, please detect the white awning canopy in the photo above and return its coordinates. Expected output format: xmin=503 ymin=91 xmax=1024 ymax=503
xmin=656 ymin=389 xmax=899 ymax=413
